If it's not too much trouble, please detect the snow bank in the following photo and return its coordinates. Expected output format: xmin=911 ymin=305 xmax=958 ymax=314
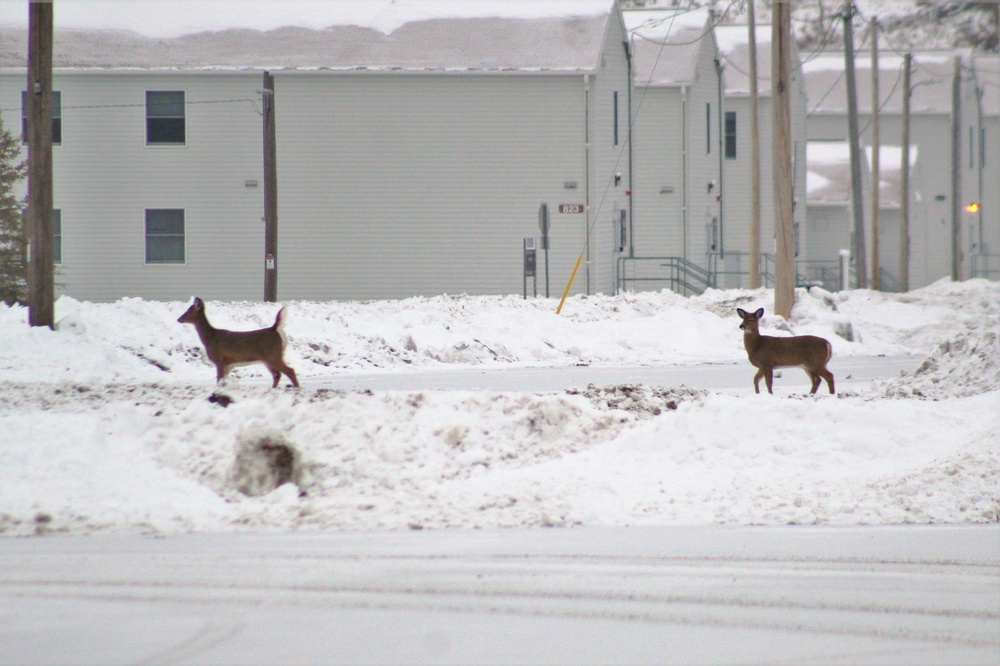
xmin=1 ymin=280 xmax=998 ymax=535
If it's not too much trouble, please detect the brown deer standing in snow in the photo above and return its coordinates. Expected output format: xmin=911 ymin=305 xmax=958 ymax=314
xmin=737 ymin=308 xmax=834 ymax=395
xmin=177 ymin=297 xmax=299 ymax=388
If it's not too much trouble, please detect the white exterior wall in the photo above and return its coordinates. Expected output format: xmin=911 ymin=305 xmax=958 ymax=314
xmin=721 ymin=59 xmax=808 ymax=288
xmin=585 ymin=10 xmax=632 ymax=296
xmin=1 ymin=71 xmax=264 ymax=302
xmin=274 ymin=72 xmax=591 ymax=301
xmin=808 ymin=113 xmax=956 ymax=290
xmin=965 ymin=63 xmax=998 ymax=279
xmin=0 ymin=12 xmax=631 ymax=303
xmin=629 ymin=37 xmax=721 ymax=287
xmin=977 ymin=113 xmax=1000 ymax=278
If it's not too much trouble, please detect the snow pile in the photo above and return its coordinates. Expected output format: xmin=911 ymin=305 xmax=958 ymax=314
xmin=1 ymin=279 xmax=998 ymax=536
xmin=877 ymin=327 xmax=1000 ymax=399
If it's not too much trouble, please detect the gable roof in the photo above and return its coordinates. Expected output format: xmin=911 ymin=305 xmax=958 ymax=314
xmin=714 ymin=24 xmax=773 ymax=97
xmin=0 ymin=2 xmax=619 ymax=72
xmin=803 ymin=51 xmax=961 ymax=115
xmin=624 ymin=8 xmax=714 ymax=88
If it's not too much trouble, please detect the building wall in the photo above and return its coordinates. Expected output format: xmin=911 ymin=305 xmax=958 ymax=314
xmin=629 ymin=37 xmax=720 ymax=284
xmin=976 ymin=114 xmax=1000 ymax=278
xmin=807 ymin=112 xmax=956 ymax=290
xmin=1 ymin=71 xmax=264 ymax=302
xmin=585 ymin=9 xmax=632 ymax=296
xmin=1 ymin=15 xmax=630 ymax=303
xmin=721 ymin=59 xmax=808 ymax=289
xmin=966 ymin=64 xmax=998 ymax=279
xmin=274 ymin=72 xmax=591 ymax=301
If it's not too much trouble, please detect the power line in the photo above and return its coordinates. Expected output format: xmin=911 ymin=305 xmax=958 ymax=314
xmin=1 ymin=97 xmax=258 ymax=114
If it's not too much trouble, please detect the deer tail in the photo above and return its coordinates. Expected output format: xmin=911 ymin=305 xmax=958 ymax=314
xmin=273 ymin=306 xmax=289 ymax=349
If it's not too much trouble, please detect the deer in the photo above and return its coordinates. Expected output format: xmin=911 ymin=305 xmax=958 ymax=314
xmin=177 ymin=297 xmax=299 ymax=388
xmin=736 ymin=307 xmax=834 ymax=395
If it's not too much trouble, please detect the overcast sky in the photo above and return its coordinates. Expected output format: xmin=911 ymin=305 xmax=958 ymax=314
xmin=0 ymin=0 xmax=613 ymax=37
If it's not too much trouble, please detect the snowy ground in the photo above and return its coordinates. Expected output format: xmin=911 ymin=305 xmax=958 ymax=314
xmin=1 ymin=279 xmax=998 ymax=535
xmin=2 ymin=280 xmax=999 ymax=664
xmin=1 ymin=525 xmax=997 ymax=665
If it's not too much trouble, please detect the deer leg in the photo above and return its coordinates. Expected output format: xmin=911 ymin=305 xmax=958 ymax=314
xmin=819 ymin=369 xmax=835 ymax=394
xmin=267 ymin=361 xmax=299 ymax=388
xmin=809 ymin=372 xmax=821 ymax=394
xmin=753 ymin=369 xmax=765 ymax=394
xmin=763 ymin=368 xmax=775 ymax=394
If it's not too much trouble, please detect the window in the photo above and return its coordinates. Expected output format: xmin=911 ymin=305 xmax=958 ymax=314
xmin=146 ymin=91 xmax=185 ymax=145
xmin=706 ymin=103 xmax=711 ymax=153
xmin=969 ymin=127 xmax=974 ymax=168
xmin=145 ymin=209 xmax=185 ymax=263
xmin=53 ymin=209 xmax=62 ymax=264
xmin=21 ymin=90 xmax=62 ymax=144
xmin=613 ymin=91 xmax=619 ymax=146
xmin=725 ymin=111 xmax=737 ymax=159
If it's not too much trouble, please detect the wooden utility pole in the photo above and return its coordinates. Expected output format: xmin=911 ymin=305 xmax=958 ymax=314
xmin=747 ymin=0 xmax=762 ymax=289
xmin=262 ymin=71 xmax=278 ymax=302
xmin=26 ymin=0 xmax=54 ymax=329
xmin=950 ymin=56 xmax=962 ymax=282
xmin=870 ymin=17 xmax=880 ymax=290
xmin=772 ymin=0 xmax=795 ymax=319
xmin=899 ymin=53 xmax=911 ymax=292
xmin=843 ymin=2 xmax=867 ymax=288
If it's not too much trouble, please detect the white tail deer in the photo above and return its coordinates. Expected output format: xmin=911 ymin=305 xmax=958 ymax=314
xmin=178 ymin=297 xmax=299 ymax=388
xmin=737 ymin=307 xmax=834 ymax=395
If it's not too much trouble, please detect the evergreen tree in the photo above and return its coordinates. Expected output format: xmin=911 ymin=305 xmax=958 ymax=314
xmin=0 ymin=110 xmax=28 ymax=306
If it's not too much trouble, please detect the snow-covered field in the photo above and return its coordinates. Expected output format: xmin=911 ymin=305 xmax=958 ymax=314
xmin=1 ymin=279 xmax=998 ymax=536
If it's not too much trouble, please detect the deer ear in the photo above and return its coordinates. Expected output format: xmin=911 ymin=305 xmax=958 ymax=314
xmin=754 ymin=308 xmax=764 ymax=318
xmin=194 ymin=297 xmax=203 ymax=307
xmin=737 ymin=308 xmax=747 ymax=317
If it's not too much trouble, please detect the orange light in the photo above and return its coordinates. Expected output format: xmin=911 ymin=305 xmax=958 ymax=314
xmin=966 ymin=202 xmax=980 ymax=213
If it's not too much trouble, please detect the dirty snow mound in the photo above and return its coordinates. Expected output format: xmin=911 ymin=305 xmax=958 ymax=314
xmin=874 ymin=325 xmax=1000 ymax=399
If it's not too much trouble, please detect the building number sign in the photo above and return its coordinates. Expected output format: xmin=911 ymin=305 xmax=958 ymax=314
xmin=559 ymin=204 xmax=585 ymax=214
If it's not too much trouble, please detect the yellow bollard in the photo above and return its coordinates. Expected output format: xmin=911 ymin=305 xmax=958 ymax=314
xmin=556 ymin=255 xmax=583 ymax=315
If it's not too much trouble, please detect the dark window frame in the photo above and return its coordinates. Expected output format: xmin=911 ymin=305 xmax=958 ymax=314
xmin=145 ymin=209 xmax=186 ymax=264
xmin=613 ymin=90 xmax=619 ymax=147
xmin=53 ymin=209 xmax=62 ymax=265
xmin=706 ymin=103 xmax=711 ymax=154
xmin=145 ymin=90 xmax=186 ymax=145
xmin=725 ymin=111 xmax=737 ymax=159
xmin=21 ymin=90 xmax=62 ymax=145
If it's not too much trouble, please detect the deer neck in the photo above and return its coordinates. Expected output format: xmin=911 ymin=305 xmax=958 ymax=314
xmin=743 ymin=327 xmax=762 ymax=354
xmin=190 ymin=312 xmax=218 ymax=347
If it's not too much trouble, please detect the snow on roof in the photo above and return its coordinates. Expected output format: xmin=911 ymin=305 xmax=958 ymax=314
xmin=807 ymin=140 xmax=917 ymax=207
xmin=714 ymin=24 xmax=774 ymax=96
xmin=807 ymin=141 xmax=853 ymax=204
xmin=803 ymin=51 xmax=960 ymax=115
xmin=622 ymin=7 xmax=710 ymax=41
xmin=0 ymin=1 xmax=617 ymax=72
xmin=0 ymin=0 xmax=615 ymax=38
xmin=624 ymin=8 xmax=712 ymax=88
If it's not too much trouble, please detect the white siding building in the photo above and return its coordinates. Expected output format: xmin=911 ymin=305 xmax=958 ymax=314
xmin=622 ymin=8 xmax=723 ymax=294
xmin=715 ymin=24 xmax=809 ymax=290
xmin=802 ymin=50 xmax=993 ymax=290
xmin=0 ymin=1 xmax=632 ymax=302
xmin=969 ymin=55 xmax=999 ymax=280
